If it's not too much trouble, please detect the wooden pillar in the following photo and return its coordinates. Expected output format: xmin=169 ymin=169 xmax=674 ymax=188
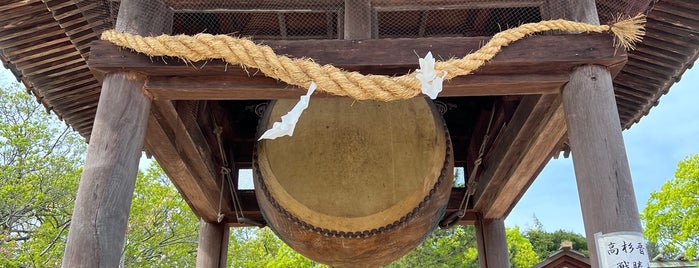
xmin=343 ymin=0 xmax=372 ymax=39
xmin=475 ymin=217 xmax=510 ymax=268
xmin=561 ymin=1 xmax=644 ymax=267
xmin=62 ymin=1 xmax=172 ymax=267
xmin=563 ymin=65 xmax=644 ymax=267
xmin=196 ymin=219 xmax=230 ymax=268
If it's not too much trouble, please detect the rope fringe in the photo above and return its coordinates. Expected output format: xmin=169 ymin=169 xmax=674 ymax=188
xmin=101 ymin=15 xmax=645 ymax=102
xmin=609 ymin=14 xmax=646 ymax=50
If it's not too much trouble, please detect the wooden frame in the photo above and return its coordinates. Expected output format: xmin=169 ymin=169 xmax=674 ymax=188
xmin=84 ymin=30 xmax=628 ymax=229
xmin=89 ymin=33 xmax=625 ymax=100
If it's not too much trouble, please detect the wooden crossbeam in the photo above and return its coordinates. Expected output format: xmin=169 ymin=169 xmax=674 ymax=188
xmin=142 ymin=73 xmax=567 ymax=100
xmin=143 ymin=113 xmax=220 ymax=219
xmin=148 ymin=100 xmax=232 ymax=222
xmin=224 ymin=188 xmax=479 ymax=226
xmin=89 ymin=34 xmax=625 ymax=99
xmin=472 ymin=93 xmax=567 ymax=219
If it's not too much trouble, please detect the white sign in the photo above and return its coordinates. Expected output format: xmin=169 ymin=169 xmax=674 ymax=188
xmin=595 ymin=232 xmax=650 ymax=268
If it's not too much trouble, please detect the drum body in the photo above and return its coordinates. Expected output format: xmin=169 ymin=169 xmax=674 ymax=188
xmin=253 ymin=97 xmax=453 ymax=267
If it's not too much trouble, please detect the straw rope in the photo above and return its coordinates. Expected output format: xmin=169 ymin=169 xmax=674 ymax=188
xmin=101 ymin=15 xmax=645 ymax=101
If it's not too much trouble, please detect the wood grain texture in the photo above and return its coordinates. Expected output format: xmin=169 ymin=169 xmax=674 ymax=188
xmin=563 ymin=65 xmax=643 ymax=268
xmin=562 ymin=2 xmax=644 ymax=267
xmin=343 ymin=0 xmax=371 ymax=39
xmin=473 ymin=95 xmax=556 ymax=213
xmin=62 ymin=72 xmax=150 ymax=267
xmin=143 ymin=113 xmax=218 ymax=219
xmin=88 ymin=33 xmax=625 ymax=77
xmin=1 ymin=0 xmax=693 ymax=145
xmin=142 ymin=73 xmax=567 ymax=100
xmin=62 ymin=1 xmax=171 ymax=266
xmin=475 ymin=217 xmax=510 ymax=268
xmin=484 ymin=96 xmax=567 ymax=219
xmin=196 ymin=219 xmax=230 ymax=268
xmin=150 ymin=100 xmax=230 ymax=220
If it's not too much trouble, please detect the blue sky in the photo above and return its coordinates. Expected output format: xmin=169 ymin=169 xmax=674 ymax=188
xmin=0 ymin=69 xmax=14 ymax=86
xmin=1 ymin=64 xmax=696 ymax=236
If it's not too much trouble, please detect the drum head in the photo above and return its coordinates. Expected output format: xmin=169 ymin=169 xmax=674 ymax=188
xmin=256 ymin=97 xmax=446 ymax=232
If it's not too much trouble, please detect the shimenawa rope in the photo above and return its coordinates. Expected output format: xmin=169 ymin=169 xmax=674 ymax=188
xmin=101 ymin=15 xmax=645 ymax=102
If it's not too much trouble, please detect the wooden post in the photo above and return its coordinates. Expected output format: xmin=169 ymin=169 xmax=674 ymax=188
xmin=344 ymin=0 xmax=372 ymax=39
xmin=196 ymin=219 xmax=230 ymax=268
xmin=62 ymin=1 xmax=172 ymax=266
xmin=563 ymin=65 xmax=644 ymax=267
xmin=561 ymin=1 xmax=645 ymax=267
xmin=475 ymin=217 xmax=510 ymax=268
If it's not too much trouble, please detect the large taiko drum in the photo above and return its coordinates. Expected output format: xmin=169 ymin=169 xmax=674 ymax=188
xmin=253 ymin=97 xmax=453 ymax=267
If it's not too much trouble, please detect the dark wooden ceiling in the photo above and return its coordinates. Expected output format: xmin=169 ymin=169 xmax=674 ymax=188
xmin=2 ymin=0 xmax=696 ymax=138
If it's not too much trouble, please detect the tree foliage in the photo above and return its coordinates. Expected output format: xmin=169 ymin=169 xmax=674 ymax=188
xmin=122 ymin=163 xmax=199 ymax=267
xmin=0 ymin=85 xmax=85 ymax=267
xmin=227 ymin=227 xmax=322 ymax=267
xmin=641 ymin=154 xmax=699 ymax=260
xmin=506 ymin=226 xmax=540 ymax=267
xmin=387 ymin=225 xmax=479 ymax=268
xmin=524 ymin=217 xmax=588 ymax=260
xmin=225 ymin=223 xmax=544 ymax=267
xmin=0 ymin=83 xmax=201 ymax=267
xmin=224 ymin=225 xmax=480 ymax=267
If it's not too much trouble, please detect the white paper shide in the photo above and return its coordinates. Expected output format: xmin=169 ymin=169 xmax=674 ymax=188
xmin=415 ymin=51 xmax=447 ymax=99
xmin=258 ymin=82 xmax=317 ymax=140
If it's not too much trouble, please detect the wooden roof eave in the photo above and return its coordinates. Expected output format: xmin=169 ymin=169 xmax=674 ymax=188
xmin=0 ymin=0 xmax=107 ymax=140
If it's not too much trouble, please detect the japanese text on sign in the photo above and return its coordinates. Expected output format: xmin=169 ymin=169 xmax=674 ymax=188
xmin=595 ymin=232 xmax=650 ymax=268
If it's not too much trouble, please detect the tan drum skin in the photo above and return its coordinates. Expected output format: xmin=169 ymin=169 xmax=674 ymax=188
xmin=254 ymin=97 xmax=453 ymax=267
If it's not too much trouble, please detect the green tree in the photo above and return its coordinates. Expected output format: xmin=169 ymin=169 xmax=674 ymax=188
xmin=225 ymin=225 xmax=479 ymax=267
xmin=387 ymin=225 xmax=479 ymax=268
xmin=0 ymin=83 xmax=202 ymax=267
xmin=525 ymin=217 xmax=588 ymax=260
xmin=122 ymin=163 xmax=199 ymax=267
xmin=641 ymin=154 xmax=699 ymax=260
xmin=507 ymin=226 xmax=540 ymax=268
xmin=0 ymin=84 xmax=85 ymax=267
xmin=227 ymin=227 xmax=323 ymax=267
xmin=222 ymin=222 xmax=543 ymax=267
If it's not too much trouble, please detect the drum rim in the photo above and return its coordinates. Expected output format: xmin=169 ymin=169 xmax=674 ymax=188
xmin=253 ymin=114 xmax=453 ymax=239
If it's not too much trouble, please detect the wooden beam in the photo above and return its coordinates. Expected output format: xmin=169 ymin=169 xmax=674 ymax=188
xmin=62 ymin=72 xmax=149 ymax=267
xmin=62 ymin=0 xmax=172 ymax=266
xmin=475 ymin=217 xmax=510 ymax=268
xmin=564 ymin=65 xmax=645 ymax=267
xmin=485 ymin=97 xmax=566 ymax=218
xmin=142 ymin=73 xmax=567 ymax=100
xmin=89 ymin=34 xmax=624 ymax=100
xmin=470 ymin=0 xmax=624 ymax=222
xmin=372 ymin=0 xmax=543 ymax=10
xmin=196 ymin=219 xmax=230 ymax=268
xmin=114 ymin=0 xmax=173 ymax=35
xmin=150 ymin=100 xmax=232 ymax=222
xmin=472 ymin=94 xmax=558 ymax=216
xmin=562 ymin=2 xmax=646 ymax=267
xmin=143 ymin=113 xmax=219 ymax=219
xmin=221 ymin=188 xmax=479 ymax=226
xmin=344 ymin=0 xmax=372 ymax=39
xmin=88 ymin=34 xmax=626 ymax=77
